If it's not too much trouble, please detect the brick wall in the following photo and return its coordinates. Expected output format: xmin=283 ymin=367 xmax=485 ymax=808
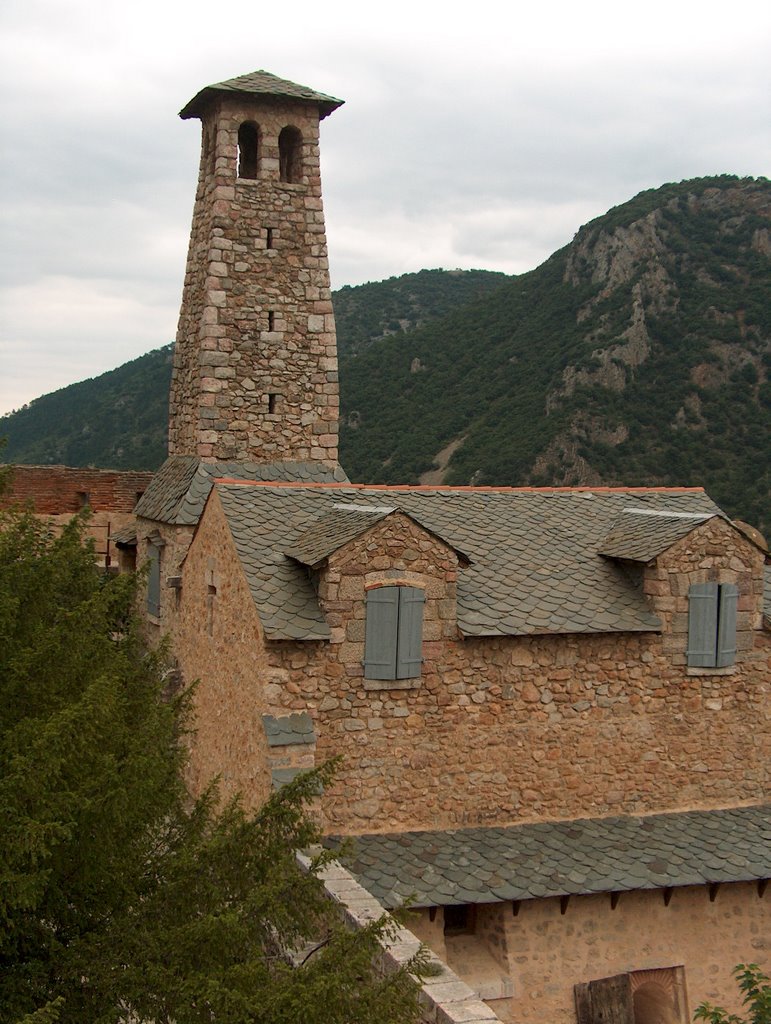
xmin=1 ymin=464 xmax=153 ymax=514
xmin=2 ymin=464 xmax=154 ymax=565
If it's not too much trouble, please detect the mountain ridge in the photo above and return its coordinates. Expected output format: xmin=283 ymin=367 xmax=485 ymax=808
xmin=2 ymin=175 xmax=769 ymax=532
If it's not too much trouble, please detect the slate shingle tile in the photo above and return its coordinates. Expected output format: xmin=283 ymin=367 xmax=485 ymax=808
xmin=327 ymin=804 xmax=770 ymax=909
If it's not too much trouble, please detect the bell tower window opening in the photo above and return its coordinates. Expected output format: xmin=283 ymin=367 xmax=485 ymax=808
xmin=278 ymin=126 xmax=302 ymax=183
xmin=203 ymin=124 xmax=216 ymax=175
xmin=237 ymin=122 xmax=260 ymax=179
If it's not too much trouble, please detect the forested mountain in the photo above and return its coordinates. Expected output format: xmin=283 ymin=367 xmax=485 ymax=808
xmin=2 ymin=176 xmax=770 ymax=532
xmin=342 ymin=176 xmax=771 ymax=532
xmin=1 ymin=346 xmax=175 ymax=471
xmin=0 ymin=269 xmax=508 ymax=473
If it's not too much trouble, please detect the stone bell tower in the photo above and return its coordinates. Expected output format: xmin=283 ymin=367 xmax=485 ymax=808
xmin=168 ymin=71 xmax=343 ymax=465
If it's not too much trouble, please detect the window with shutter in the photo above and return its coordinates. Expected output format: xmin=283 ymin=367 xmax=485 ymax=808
xmin=687 ymin=582 xmax=738 ymax=668
xmin=364 ymin=585 xmax=425 ymax=681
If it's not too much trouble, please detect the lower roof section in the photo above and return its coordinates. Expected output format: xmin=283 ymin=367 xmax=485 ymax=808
xmin=326 ymin=803 xmax=770 ymax=909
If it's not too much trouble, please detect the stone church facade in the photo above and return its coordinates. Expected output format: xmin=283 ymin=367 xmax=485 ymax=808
xmin=132 ymin=71 xmax=771 ymax=1024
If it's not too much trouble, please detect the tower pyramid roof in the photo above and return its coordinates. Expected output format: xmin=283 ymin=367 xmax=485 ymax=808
xmin=179 ymin=69 xmax=344 ymax=120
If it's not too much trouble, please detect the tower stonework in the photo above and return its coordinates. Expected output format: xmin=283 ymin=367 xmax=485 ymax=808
xmin=168 ymin=71 xmax=343 ymax=465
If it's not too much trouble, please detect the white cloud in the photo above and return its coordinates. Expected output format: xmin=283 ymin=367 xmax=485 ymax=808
xmin=0 ymin=0 xmax=770 ymax=414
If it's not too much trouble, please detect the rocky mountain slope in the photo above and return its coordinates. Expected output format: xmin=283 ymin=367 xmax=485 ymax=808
xmin=340 ymin=176 xmax=771 ymax=532
xmin=2 ymin=176 xmax=769 ymax=532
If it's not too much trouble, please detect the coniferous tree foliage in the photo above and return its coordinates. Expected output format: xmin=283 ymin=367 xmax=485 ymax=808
xmin=0 ymin=511 xmax=426 ymax=1024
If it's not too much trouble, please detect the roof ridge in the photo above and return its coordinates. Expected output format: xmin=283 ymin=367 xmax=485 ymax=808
xmin=214 ymin=477 xmax=707 ymax=495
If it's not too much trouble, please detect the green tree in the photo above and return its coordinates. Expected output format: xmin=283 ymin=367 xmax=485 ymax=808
xmin=695 ymin=964 xmax=771 ymax=1024
xmin=0 ymin=509 xmax=426 ymax=1024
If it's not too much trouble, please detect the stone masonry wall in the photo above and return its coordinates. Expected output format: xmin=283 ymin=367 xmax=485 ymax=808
xmin=1 ymin=464 xmax=153 ymax=514
xmin=500 ymin=881 xmax=767 ymax=1024
xmin=410 ymin=883 xmax=768 ymax=1024
xmin=177 ymin=500 xmax=770 ymax=832
xmin=169 ymin=95 xmax=339 ymax=466
xmin=171 ymin=494 xmax=273 ymax=805
xmin=644 ymin=515 xmax=767 ymax=660
xmin=263 ymin=517 xmax=769 ymax=832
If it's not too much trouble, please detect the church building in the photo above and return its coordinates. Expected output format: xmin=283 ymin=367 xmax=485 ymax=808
xmin=131 ymin=70 xmax=771 ymax=1024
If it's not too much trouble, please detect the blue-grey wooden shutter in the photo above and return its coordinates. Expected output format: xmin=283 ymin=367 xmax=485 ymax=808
xmin=396 ymin=586 xmax=425 ymax=679
xmin=364 ymin=587 xmax=399 ymax=679
xmin=716 ymin=583 xmax=738 ymax=667
xmin=687 ymin=582 xmax=718 ymax=667
xmin=147 ymin=543 xmax=161 ymax=617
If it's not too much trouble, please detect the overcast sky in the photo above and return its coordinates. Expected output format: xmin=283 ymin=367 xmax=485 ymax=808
xmin=1 ymin=0 xmax=770 ymax=417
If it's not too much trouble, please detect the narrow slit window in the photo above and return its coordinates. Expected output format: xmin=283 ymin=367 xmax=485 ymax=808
xmin=237 ymin=122 xmax=260 ymax=179
xmin=268 ymin=310 xmax=275 ymax=331
xmin=147 ymin=543 xmax=161 ymax=618
xmin=206 ymin=582 xmax=217 ymax=636
xmin=266 ymin=227 xmax=274 ymax=249
xmin=268 ymin=393 xmax=278 ymax=414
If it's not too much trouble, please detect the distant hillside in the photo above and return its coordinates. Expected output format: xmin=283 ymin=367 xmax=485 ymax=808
xmin=334 ymin=268 xmax=510 ymax=356
xmin=340 ymin=175 xmax=771 ymax=533
xmin=2 ymin=177 xmax=770 ymax=532
xmin=0 ymin=269 xmax=508 ymax=472
xmin=0 ymin=346 xmax=174 ymax=471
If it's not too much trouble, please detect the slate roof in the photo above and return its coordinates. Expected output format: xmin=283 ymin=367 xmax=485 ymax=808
xmin=325 ymin=804 xmax=771 ymax=909
xmin=286 ymin=505 xmax=395 ymax=566
xmin=135 ymin=456 xmax=349 ymax=528
xmin=599 ymin=509 xmax=716 ymax=562
xmin=212 ymin=482 xmax=723 ymax=640
xmin=180 ymin=70 xmax=344 ymax=121
xmin=111 ymin=525 xmax=138 ymax=546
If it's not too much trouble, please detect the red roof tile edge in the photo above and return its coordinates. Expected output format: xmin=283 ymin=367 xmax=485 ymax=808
xmin=212 ymin=479 xmax=708 ymax=495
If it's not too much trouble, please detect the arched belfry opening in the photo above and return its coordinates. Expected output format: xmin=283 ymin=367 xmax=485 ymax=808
xmin=237 ymin=122 xmax=260 ymax=179
xmin=278 ymin=126 xmax=302 ymax=183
